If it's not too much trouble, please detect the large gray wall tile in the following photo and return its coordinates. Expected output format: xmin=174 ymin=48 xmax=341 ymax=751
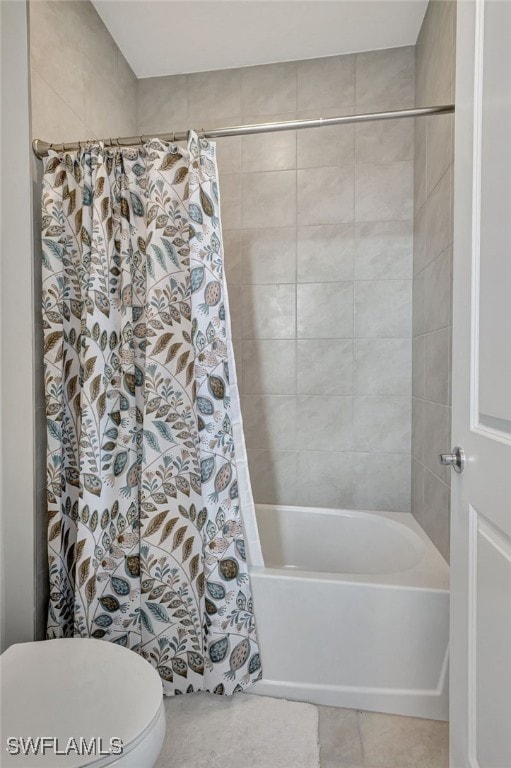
xmin=353 ymin=453 xmax=411 ymax=512
xmin=242 ymin=340 xmax=296 ymax=395
xmin=297 ymin=282 xmax=353 ymax=338
xmin=241 ymin=395 xmax=297 ymax=450
xmin=424 ymin=247 xmax=452 ymax=332
xmin=296 ymin=395 xmax=353 ymax=451
xmin=413 ymin=203 xmax=427 ymax=277
xmin=219 ymin=174 xmax=242 ymax=230
xmin=354 ymin=221 xmax=412 ymax=280
xmin=412 ymin=335 xmax=425 ymax=400
xmin=223 ymin=230 xmax=241 ymax=286
xmin=298 ymin=166 xmax=355 ymax=225
xmin=247 ymin=450 xmax=298 ymax=505
xmin=355 ymin=161 xmax=413 ymax=222
xmin=356 ymin=46 xmax=415 ymax=110
xmin=242 ymin=284 xmax=296 ymax=339
xmin=188 ymin=68 xmax=242 ymax=122
xmin=242 ymin=113 xmax=296 ymax=172
xmin=353 ymin=396 xmax=411 ymax=453
xmin=414 ymin=116 xmax=427 ymax=211
xmin=423 ymin=400 xmax=451 ymax=484
xmin=412 ymin=271 xmax=425 ymax=337
xmin=427 ymin=114 xmax=454 ymax=196
xmin=228 ymin=286 xmax=242 ymax=340
xmin=242 ymin=62 xmax=297 ymax=115
xmin=355 ymin=117 xmax=414 ymax=163
xmin=425 ymin=328 xmax=450 ymax=405
xmin=296 ymin=452 xmax=353 ymax=508
xmin=30 ymin=1 xmax=85 ymax=120
xmin=242 ymin=171 xmax=296 ymax=228
xmin=297 ymin=54 xmax=355 ymax=110
xmin=425 ymin=167 xmax=452 ymax=266
xmin=355 ymin=280 xmax=412 ymax=338
xmin=241 ymin=228 xmax=296 ymax=284
xmin=138 ymin=75 xmax=188 ymax=134
xmin=216 ymin=131 xmax=242 ymax=175
xmin=411 ymin=457 xmax=425 ymax=527
xmin=412 ymin=397 xmax=425 ymax=462
xmin=354 ymin=339 xmax=411 ymax=395
xmin=298 ymin=118 xmax=354 ymax=169
xmin=297 ymin=340 xmax=353 ymax=395
xmin=297 ymin=224 xmax=354 ymax=283
xmin=30 ymin=69 xmax=88 ymax=143
xmin=423 ymin=469 xmax=450 ymax=562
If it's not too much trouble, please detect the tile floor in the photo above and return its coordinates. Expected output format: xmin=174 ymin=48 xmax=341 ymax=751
xmin=318 ymin=705 xmax=449 ymax=768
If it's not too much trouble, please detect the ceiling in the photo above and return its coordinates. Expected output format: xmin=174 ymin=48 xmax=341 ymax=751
xmin=92 ymin=0 xmax=428 ymax=79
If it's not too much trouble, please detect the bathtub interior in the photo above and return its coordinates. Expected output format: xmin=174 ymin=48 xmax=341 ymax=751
xmin=253 ymin=503 xmax=449 ymax=589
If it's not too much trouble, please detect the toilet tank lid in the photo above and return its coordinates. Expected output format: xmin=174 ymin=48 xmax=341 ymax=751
xmin=0 ymin=638 xmax=163 ymax=767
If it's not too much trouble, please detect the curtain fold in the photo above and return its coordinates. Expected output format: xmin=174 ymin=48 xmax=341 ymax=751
xmin=41 ymin=132 xmax=261 ymax=694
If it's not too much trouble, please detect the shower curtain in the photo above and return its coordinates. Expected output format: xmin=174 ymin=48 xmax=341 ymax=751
xmin=41 ymin=132 xmax=261 ymax=694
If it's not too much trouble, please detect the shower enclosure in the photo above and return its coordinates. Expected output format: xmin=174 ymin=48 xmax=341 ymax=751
xmin=30 ymin=0 xmax=455 ymax=720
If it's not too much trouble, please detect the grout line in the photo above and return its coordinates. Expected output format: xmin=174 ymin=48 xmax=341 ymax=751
xmin=247 ymin=448 xmax=414 ymax=456
xmin=230 ymin=279 xmax=413 ymax=287
xmin=241 ymin=394 xmax=411 ymax=399
xmin=223 ymin=218 xmax=414 ymax=233
xmin=235 ymin=337 xmax=413 ymax=342
xmin=222 ymin=158 xmax=414 ymax=179
xmin=422 ymin=464 xmax=452 ymax=491
xmin=356 ymin=709 xmax=367 ymax=767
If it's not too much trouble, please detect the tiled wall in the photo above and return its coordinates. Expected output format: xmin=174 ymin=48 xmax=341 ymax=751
xmin=29 ymin=0 xmax=138 ymax=639
xmin=412 ymin=0 xmax=456 ymax=562
xmin=139 ymin=47 xmax=415 ymax=512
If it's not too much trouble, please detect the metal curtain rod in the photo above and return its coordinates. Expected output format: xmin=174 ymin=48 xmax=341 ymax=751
xmin=32 ymin=104 xmax=454 ymax=159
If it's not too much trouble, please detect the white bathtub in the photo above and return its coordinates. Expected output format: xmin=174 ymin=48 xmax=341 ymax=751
xmin=250 ymin=504 xmax=449 ymax=721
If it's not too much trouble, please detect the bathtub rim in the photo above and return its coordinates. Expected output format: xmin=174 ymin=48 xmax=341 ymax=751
xmin=251 ymin=504 xmax=450 ymax=591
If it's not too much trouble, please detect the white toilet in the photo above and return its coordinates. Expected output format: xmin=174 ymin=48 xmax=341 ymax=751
xmin=1 ymin=638 xmax=166 ymax=767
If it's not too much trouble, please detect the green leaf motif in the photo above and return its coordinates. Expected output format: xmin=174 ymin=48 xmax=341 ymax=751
xmin=153 ymin=421 xmax=174 ymax=442
xmin=143 ymin=430 xmax=161 ymax=452
xmin=146 ymin=602 xmax=170 ymax=623
xmin=43 ymin=239 xmax=64 ymax=261
xmin=151 ymin=244 xmax=166 ymax=269
xmin=200 ymin=457 xmax=215 ymax=483
xmin=130 ymin=191 xmax=144 ymax=217
xmin=94 ymin=614 xmax=112 ymax=627
xmin=83 ymin=185 xmax=93 ymax=205
xmin=162 ymin=238 xmax=179 ymax=268
xmin=139 ymin=608 xmax=154 ymax=634
xmin=189 ymin=204 xmax=203 ymax=224
xmin=197 ymin=396 xmax=214 ymax=415
xmin=111 ymin=577 xmax=130 ymax=596
xmin=47 ymin=420 xmax=62 ymax=441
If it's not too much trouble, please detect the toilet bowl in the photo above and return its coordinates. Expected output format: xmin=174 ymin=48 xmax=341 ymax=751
xmin=1 ymin=638 xmax=166 ymax=767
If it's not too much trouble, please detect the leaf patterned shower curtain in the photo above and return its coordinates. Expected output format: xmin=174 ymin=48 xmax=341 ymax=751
xmin=41 ymin=132 xmax=261 ymax=694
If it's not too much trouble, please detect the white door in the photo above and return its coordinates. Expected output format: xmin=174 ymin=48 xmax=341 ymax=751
xmin=450 ymin=1 xmax=511 ymax=766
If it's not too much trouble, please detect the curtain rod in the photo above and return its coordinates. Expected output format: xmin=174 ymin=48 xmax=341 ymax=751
xmin=32 ymin=104 xmax=454 ymax=159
